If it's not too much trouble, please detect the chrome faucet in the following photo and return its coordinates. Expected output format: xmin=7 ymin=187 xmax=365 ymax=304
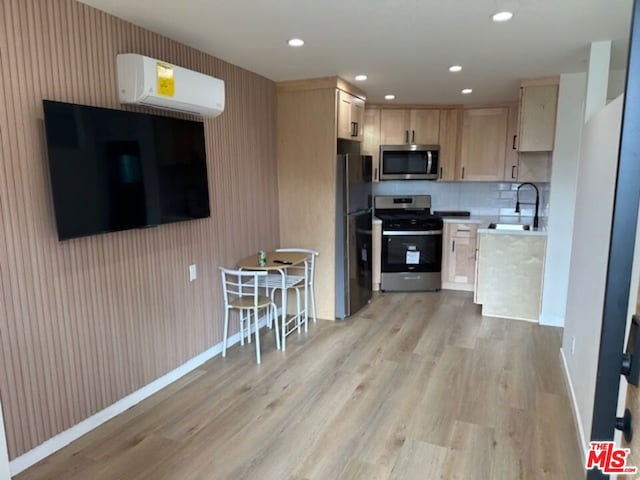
xmin=515 ymin=182 xmax=539 ymax=229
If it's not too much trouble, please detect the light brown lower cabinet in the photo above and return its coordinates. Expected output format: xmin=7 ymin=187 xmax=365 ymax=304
xmin=441 ymin=223 xmax=477 ymax=291
xmin=475 ymin=233 xmax=546 ymax=322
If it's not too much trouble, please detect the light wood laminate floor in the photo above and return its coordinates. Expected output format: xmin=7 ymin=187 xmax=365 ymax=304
xmin=16 ymin=291 xmax=583 ymax=480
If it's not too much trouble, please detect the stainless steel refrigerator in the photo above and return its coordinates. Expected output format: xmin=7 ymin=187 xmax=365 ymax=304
xmin=335 ymin=153 xmax=373 ymax=319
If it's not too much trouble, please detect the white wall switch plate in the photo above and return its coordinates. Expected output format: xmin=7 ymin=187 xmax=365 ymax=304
xmin=189 ymin=264 xmax=197 ymax=282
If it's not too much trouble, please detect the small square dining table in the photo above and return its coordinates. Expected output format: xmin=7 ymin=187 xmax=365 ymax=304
xmin=237 ymin=251 xmax=309 ymax=350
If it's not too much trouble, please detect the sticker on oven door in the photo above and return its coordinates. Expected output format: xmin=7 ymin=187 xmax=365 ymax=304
xmin=406 ymin=248 xmax=420 ymax=264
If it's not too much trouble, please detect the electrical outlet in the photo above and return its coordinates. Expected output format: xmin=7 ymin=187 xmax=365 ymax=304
xmin=571 ymin=336 xmax=576 ymax=355
xmin=189 ymin=264 xmax=197 ymax=282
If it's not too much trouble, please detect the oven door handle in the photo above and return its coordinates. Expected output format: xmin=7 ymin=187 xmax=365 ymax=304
xmin=382 ymin=230 xmax=443 ymax=236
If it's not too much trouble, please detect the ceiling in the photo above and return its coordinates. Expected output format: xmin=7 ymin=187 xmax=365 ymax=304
xmin=79 ymin=0 xmax=633 ymax=104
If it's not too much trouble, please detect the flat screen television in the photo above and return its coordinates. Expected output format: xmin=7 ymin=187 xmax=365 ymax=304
xmin=42 ymin=100 xmax=211 ymax=240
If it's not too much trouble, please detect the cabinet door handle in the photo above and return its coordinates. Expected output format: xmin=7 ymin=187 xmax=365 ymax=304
xmin=405 ymin=130 xmax=409 ymax=144
xmin=461 ymin=167 xmax=465 ymax=179
xmin=412 ymin=130 xmax=415 ymax=143
xmin=440 ymin=167 xmax=443 ymax=179
xmin=374 ymin=167 xmax=378 ymax=181
xmin=512 ymin=135 xmax=517 ymax=150
xmin=356 ymin=122 xmax=359 ymax=137
xmin=511 ymin=165 xmax=517 ymax=179
xmin=452 ymin=240 xmax=456 ymax=253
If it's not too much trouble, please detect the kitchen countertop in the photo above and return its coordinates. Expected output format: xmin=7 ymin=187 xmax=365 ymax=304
xmin=440 ymin=215 xmax=548 ymax=236
xmin=372 ymin=214 xmax=548 ymax=236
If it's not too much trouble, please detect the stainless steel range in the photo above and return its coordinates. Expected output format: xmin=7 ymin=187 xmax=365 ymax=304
xmin=374 ymin=195 xmax=443 ymax=292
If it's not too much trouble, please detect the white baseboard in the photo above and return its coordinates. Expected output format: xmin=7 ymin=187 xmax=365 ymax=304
xmin=539 ymin=313 xmax=565 ymax=327
xmin=560 ymin=347 xmax=588 ymax=467
xmin=9 ymin=316 xmax=271 ymax=477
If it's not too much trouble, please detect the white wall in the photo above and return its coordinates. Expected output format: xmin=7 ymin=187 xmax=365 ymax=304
xmin=0 ymin=402 xmax=9 ymax=480
xmin=561 ymin=95 xmax=623 ymax=451
xmin=584 ymin=41 xmax=611 ymax=122
xmin=539 ymin=73 xmax=587 ymax=327
xmin=608 ymin=69 xmax=627 ymax=101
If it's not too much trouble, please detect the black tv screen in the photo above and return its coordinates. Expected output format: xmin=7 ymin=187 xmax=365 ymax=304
xmin=42 ymin=100 xmax=210 ymax=240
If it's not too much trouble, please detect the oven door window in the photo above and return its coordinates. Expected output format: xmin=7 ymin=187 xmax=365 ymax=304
xmin=382 ymin=232 xmax=442 ymax=273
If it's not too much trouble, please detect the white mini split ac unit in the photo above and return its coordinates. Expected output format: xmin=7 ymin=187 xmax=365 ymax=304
xmin=116 ymin=53 xmax=225 ymax=118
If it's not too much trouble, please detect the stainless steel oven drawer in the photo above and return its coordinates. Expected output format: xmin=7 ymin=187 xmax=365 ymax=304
xmin=381 ymin=272 xmax=441 ymax=292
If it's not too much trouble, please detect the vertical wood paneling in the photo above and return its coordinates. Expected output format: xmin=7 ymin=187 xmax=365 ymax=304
xmin=0 ymin=0 xmax=279 ymax=459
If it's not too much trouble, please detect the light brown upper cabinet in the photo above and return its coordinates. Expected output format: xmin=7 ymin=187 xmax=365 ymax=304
xmin=380 ymin=108 xmax=440 ymax=145
xmin=517 ymin=83 xmax=559 ymax=152
xmin=410 ymin=109 xmax=440 ymax=144
xmin=438 ymin=109 xmax=461 ymax=181
xmin=460 ymin=107 xmax=509 ymax=181
xmin=517 ymin=152 xmax=552 ymax=183
xmin=380 ymin=109 xmax=410 ymax=144
xmin=504 ymin=103 xmax=520 ymax=181
xmin=337 ymin=90 xmax=365 ymax=142
xmin=363 ymin=108 xmax=381 ymax=182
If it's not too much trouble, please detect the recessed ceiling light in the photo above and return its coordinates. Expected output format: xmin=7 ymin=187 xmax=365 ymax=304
xmin=355 ymin=74 xmax=368 ymax=81
xmin=461 ymin=88 xmax=473 ymax=95
xmin=492 ymin=11 xmax=513 ymax=22
xmin=449 ymin=65 xmax=462 ymax=73
xmin=384 ymin=94 xmax=396 ymax=100
xmin=287 ymin=38 xmax=304 ymax=47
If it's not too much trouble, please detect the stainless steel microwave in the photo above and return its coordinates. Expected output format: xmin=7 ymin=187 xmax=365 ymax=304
xmin=379 ymin=144 xmax=439 ymax=180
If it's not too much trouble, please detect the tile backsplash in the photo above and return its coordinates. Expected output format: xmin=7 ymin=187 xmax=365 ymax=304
xmin=373 ymin=181 xmax=550 ymax=217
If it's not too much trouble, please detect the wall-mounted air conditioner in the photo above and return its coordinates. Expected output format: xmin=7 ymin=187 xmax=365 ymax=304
xmin=116 ymin=53 xmax=225 ymax=118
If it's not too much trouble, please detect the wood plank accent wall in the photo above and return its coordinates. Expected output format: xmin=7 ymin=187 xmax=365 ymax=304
xmin=0 ymin=0 xmax=279 ymax=459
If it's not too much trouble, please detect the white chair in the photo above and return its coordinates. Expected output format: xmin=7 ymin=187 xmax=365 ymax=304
xmin=254 ymin=266 xmax=306 ymax=349
xmin=219 ymin=267 xmax=280 ymax=364
xmin=274 ymin=248 xmax=319 ymax=330
xmin=251 ymin=249 xmax=318 ymax=350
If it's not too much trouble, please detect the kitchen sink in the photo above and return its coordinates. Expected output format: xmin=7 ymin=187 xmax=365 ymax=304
xmin=487 ymin=223 xmax=531 ymax=231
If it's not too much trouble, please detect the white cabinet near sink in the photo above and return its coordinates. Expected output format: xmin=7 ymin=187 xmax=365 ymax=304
xmin=475 ymin=232 xmax=546 ymax=321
